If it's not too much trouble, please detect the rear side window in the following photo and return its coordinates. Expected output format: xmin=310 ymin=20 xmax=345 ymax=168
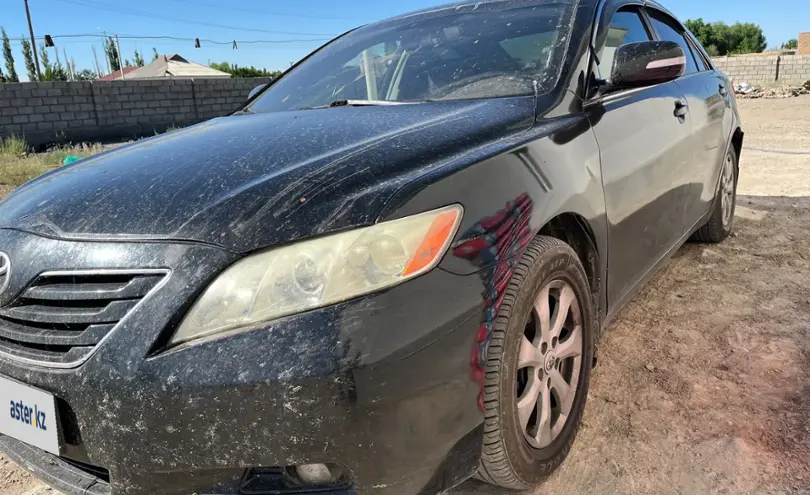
xmin=597 ymin=8 xmax=652 ymax=78
xmin=646 ymin=10 xmax=699 ymax=75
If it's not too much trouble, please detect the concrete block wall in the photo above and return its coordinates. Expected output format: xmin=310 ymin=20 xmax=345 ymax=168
xmin=0 ymin=77 xmax=273 ymax=148
xmin=195 ymin=78 xmax=269 ymax=120
xmin=711 ymin=54 xmax=810 ymax=85
xmin=778 ymin=55 xmax=810 ymax=85
xmin=711 ymin=55 xmax=779 ymax=85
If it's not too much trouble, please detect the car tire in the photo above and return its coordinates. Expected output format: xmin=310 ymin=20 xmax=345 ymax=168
xmin=477 ymin=236 xmax=594 ymax=491
xmin=691 ymin=146 xmax=738 ymax=243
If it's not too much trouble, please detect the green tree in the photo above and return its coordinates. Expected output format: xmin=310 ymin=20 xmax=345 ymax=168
xmin=210 ymin=61 xmax=282 ymax=78
xmin=1 ymin=27 xmax=18 ymax=82
xmin=727 ymin=23 xmax=767 ymax=54
xmin=104 ymin=36 xmax=120 ymax=72
xmin=685 ymin=19 xmax=720 ymax=55
xmin=39 ymin=45 xmax=51 ymax=73
xmin=133 ymin=49 xmax=145 ymax=67
xmin=686 ymin=18 xmax=767 ymax=55
xmin=43 ymin=65 xmax=68 ymax=81
xmin=20 ymin=37 xmax=36 ymax=81
xmin=74 ymin=68 xmax=96 ymax=81
xmin=37 ymin=46 xmax=66 ymax=81
xmin=704 ymin=45 xmax=720 ymax=57
xmin=152 ymin=47 xmax=159 ymax=61
xmin=782 ymin=39 xmax=798 ymax=50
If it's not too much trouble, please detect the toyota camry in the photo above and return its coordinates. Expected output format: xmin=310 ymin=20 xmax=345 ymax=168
xmin=0 ymin=0 xmax=742 ymax=493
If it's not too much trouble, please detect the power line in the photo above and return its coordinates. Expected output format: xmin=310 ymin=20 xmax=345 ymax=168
xmin=8 ymin=39 xmax=324 ymax=50
xmin=51 ymin=0 xmax=341 ymax=37
xmin=7 ymin=33 xmax=328 ymax=44
xmin=162 ymin=0 xmax=358 ymax=21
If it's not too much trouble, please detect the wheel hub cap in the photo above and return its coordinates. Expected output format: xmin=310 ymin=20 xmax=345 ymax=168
xmin=544 ymin=353 xmax=556 ymax=373
xmin=515 ymin=279 xmax=583 ymax=449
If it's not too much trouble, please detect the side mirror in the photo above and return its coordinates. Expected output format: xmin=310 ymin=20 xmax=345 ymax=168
xmin=248 ymin=83 xmax=268 ymax=100
xmin=609 ymin=41 xmax=685 ymax=91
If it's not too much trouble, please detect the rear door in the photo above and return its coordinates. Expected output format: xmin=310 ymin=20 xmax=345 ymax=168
xmin=645 ymin=8 xmax=729 ymax=231
xmin=587 ymin=6 xmax=694 ymax=307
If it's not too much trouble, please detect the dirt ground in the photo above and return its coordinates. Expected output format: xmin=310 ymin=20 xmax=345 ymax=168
xmin=2 ymin=97 xmax=810 ymax=495
xmin=457 ymin=97 xmax=810 ymax=494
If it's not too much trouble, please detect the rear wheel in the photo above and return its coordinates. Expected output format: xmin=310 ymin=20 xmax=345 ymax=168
xmin=691 ymin=147 xmax=738 ymax=243
xmin=477 ymin=236 xmax=594 ymax=490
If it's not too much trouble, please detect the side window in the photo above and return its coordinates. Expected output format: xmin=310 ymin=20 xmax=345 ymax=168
xmin=646 ymin=10 xmax=699 ymax=75
xmin=692 ymin=45 xmax=709 ymax=71
xmin=597 ymin=8 xmax=652 ymax=78
xmin=687 ymin=34 xmax=713 ymax=71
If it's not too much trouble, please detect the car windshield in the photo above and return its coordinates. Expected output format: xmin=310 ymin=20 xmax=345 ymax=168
xmin=249 ymin=0 xmax=578 ymax=112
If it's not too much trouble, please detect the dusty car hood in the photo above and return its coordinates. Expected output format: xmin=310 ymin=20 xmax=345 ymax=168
xmin=0 ymin=98 xmax=534 ymax=253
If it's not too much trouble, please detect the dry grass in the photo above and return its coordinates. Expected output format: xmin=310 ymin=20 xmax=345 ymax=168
xmin=0 ymin=137 xmax=103 ymax=197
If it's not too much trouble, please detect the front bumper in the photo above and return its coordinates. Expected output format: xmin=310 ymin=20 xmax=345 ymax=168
xmin=1 ymin=435 xmax=110 ymax=495
xmin=0 ymin=229 xmax=486 ymax=494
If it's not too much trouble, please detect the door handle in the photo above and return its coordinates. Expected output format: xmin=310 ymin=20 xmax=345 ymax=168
xmin=674 ymin=100 xmax=689 ymax=119
xmin=719 ymin=85 xmax=728 ymax=96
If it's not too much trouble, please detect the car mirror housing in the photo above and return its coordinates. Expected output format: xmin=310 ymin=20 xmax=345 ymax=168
xmin=608 ymin=41 xmax=686 ymax=91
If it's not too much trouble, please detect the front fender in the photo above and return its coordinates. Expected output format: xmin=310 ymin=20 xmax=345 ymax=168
xmin=377 ymin=113 xmax=607 ymax=435
xmin=379 ymin=114 xmax=607 ymax=278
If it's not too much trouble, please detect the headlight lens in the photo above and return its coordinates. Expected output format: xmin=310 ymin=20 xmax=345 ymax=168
xmin=170 ymin=204 xmax=463 ymax=345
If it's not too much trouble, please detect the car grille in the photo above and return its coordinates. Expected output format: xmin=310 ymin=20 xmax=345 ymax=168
xmin=0 ymin=270 xmax=167 ymax=367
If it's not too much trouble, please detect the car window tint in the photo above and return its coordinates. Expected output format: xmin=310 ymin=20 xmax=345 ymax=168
xmin=646 ymin=10 xmax=699 ymax=75
xmin=597 ymin=8 xmax=652 ymax=79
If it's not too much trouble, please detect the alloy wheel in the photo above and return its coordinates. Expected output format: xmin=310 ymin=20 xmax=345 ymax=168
xmin=515 ymin=280 xmax=583 ymax=449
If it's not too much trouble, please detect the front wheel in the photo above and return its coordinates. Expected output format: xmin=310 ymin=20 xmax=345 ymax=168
xmin=691 ymin=146 xmax=738 ymax=243
xmin=477 ymin=236 xmax=594 ymax=490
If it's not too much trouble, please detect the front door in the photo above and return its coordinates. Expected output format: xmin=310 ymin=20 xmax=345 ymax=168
xmin=586 ymin=6 xmax=694 ymax=307
xmin=645 ymin=8 xmax=729 ymax=231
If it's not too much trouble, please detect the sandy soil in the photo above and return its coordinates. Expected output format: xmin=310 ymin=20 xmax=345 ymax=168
xmin=2 ymin=97 xmax=809 ymax=495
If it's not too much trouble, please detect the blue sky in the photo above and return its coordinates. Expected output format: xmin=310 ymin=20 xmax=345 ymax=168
xmin=2 ymin=0 xmax=807 ymax=81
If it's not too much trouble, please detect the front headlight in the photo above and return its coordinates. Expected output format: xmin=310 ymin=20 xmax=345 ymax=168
xmin=170 ymin=204 xmax=463 ymax=345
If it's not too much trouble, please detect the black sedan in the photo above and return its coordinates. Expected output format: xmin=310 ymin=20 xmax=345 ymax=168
xmin=0 ymin=0 xmax=741 ymax=493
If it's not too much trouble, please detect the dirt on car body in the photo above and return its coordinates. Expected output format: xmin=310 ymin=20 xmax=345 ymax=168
xmin=3 ymin=97 xmax=810 ymax=495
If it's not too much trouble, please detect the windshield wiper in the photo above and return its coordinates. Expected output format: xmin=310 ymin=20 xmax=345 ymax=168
xmin=301 ymin=99 xmax=416 ymax=110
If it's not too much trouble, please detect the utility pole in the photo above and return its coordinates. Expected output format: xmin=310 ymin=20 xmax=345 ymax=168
xmin=24 ymin=0 xmax=42 ymax=80
xmin=98 ymin=29 xmax=110 ymax=74
xmin=114 ymin=34 xmax=125 ymax=80
xmin=91 ymin=45 xmax=102 ymax=78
